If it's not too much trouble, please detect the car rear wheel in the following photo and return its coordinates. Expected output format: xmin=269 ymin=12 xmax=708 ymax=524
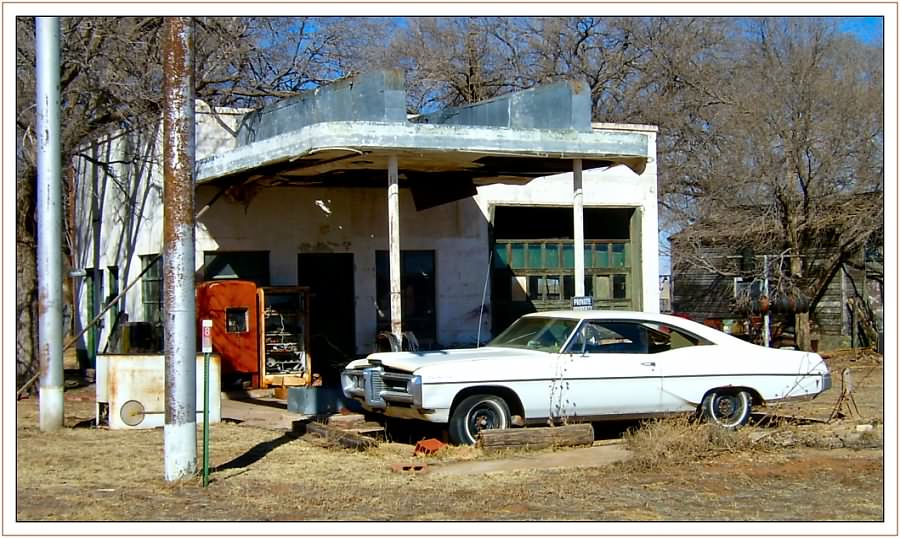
xmin=449 ymin=394 xmax=511 ymax=445
xmin=700 ymin=389 xmax=752 ymax=429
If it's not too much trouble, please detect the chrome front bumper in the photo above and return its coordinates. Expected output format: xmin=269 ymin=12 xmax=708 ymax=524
xmin=341 ymin=367 xmax=422 ymax=409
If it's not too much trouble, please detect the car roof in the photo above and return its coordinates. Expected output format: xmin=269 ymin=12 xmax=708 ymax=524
xmin=523 ymin=310 xmax=673 ymax=321
xmin=520 ymin=309 xmax=735 ymax=344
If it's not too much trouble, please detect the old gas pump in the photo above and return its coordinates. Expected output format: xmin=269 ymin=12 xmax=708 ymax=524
xmin=196 ymin=281 xmax=312 ymax=390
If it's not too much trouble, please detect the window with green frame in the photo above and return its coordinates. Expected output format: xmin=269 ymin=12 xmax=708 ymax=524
xmin=494 ymin=240 xmax=629 ymax=271
xmin=141 ymin=255 xmax=163 ymax=324
xmin=494 ymin=240 xmax=631 ymax=306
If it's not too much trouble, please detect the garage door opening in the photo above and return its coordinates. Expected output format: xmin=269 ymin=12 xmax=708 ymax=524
xmin=491 ymin=206 xmax=639 ymax=333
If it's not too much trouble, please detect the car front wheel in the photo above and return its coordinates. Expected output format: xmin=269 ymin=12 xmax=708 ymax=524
xmin=700 ymin=389 xmax=752 ymax=429
xmin=449 ymin=394 xmax=511 ymax=445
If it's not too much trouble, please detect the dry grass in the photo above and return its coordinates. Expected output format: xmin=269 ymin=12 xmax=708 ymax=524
xmin=620 ymin=415 xmax=760 ymax=471
xmin=13 ymin=351 xmax=886 ymax=522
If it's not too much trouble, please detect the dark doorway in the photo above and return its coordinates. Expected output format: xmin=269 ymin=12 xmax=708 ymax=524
xmin=375 ymin=250 xmax=437 ymax=348
xmin=297 ymin=253 xmax=356 ymax=384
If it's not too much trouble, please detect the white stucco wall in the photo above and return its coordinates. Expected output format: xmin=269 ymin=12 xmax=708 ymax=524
xmin=195 ymin=185 xmax=490 ymax=353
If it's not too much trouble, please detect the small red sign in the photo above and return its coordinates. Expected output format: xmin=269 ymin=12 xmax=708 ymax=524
xmin=201 ymin=319 xmax=213 ymax=353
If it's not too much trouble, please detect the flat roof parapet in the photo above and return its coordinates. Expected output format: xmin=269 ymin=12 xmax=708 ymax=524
xmin=196 ymin=71 xmax=657 ymax=186
xmin=413 ymin=79 xmax=592 ymax=132
xmin=237 ymin=70 xmax=407 ymax=146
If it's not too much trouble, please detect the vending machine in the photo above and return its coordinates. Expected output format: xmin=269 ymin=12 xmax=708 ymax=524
xmin=196 ymin=280 xmax=312 ymax=389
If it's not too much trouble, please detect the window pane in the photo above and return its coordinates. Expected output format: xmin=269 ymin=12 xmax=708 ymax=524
xmin=528 ymin=276 xmax=543 ymax=300
xmin=596 ymin=245 xmax=610 ymax=267
xmin=226 ymin=308 xmax=249 ymax=333
xmin=584 ymin=246 xmax=594 ymax=268
xmin=611 ymin=244 xmax=626 ymax=267
xmin=545 ymin=276 xmax=561 ymax=299
xmin=594 ymin=275 xmax=611 ymax=300
xmin=494 ymin=244 xmax=508 ymax=267
xmin=613 ymin=274 xmax=627 ymax=299
xmin=563 ymin=275 xmax=575 ymax=299
xmin=527 ymin=244 xmax=542 ymax=268
xmin=510 ymin=244 xmax=525 ymax=268
xmin=141 ymin=254 xmax=163 ymax=325
xmin=545 ymin=244 xmax=559 ymax=268
xmin=562 ymin=244 xmax=574 ymax=268
xmin=582 ymin=322 xmax=648 ymax=354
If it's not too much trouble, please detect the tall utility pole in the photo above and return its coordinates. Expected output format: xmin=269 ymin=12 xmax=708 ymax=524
xmin=162 ymin=16 xmax=197 ymax=481
xmin=36 ymin=17 xmax=64 ymax=432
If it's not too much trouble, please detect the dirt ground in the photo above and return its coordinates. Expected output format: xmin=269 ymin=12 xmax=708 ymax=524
xmin=12 ymin=349 xmax=888 ymax=525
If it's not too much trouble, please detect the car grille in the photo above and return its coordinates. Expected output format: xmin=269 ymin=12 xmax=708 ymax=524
xmin=345 ymin=367 xmax=414 ymax=408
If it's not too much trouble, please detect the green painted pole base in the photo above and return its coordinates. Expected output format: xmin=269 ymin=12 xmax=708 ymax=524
xmin=202 ymin=352 xmax=210 ymax=487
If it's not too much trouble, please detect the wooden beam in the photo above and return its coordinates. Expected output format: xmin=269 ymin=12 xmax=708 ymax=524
xmin=478 ymin=423 xmax=594 ymax=451
xmin=300 ymin=420 xmax=379 ymax=451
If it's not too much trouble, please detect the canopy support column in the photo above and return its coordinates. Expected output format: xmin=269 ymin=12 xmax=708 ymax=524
xmin=573 ymin=159 xmax=586 ymax=297
xmin=387 ymin=155 xmax=402 ymax=344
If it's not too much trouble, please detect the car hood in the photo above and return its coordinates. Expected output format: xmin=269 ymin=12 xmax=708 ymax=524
xmin=345 ymin=346 xmax=540 ymax=373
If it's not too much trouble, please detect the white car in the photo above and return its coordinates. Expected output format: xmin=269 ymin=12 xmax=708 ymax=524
xmin=341 ymin=310 xmax=832 ymax=445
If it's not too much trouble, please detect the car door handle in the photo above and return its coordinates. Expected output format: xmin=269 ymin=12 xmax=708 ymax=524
xmin=641 ymin=361 xmax=656 ymax=367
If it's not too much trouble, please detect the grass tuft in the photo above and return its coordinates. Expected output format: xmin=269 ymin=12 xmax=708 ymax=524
xmin=620 ymin=415 xmax=759 ymax=471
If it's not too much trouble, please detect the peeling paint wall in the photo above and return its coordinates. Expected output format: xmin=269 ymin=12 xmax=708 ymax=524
xmin=196 ymin=184 xmax=488 ymax=352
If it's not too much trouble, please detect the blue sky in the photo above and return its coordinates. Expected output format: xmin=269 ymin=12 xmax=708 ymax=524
xmin=838 ymin=16 xmax=884 ymax=45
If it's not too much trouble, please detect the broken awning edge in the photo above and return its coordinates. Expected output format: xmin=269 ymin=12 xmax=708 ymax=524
xmin=195 ymin=120 xmax=652 ymax=185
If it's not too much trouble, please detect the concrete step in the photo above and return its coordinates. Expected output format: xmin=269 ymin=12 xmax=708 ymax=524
xmin=326 ymin=413 xmax=384 ymax=436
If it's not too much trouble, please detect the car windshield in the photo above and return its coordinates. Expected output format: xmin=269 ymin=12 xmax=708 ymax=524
xmin=488 ymin=317 xmax=579 ymax=353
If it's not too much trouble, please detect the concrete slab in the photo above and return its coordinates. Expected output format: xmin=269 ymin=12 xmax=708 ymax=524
xmin=430 ymin=442 xmax=631 ymax=476
xmin=220 ymin=397 xmax=298 ymax=432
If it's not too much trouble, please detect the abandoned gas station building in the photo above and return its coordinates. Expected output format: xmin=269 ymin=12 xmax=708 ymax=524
xmin=71 ymin=70 xmax=659 ymax=387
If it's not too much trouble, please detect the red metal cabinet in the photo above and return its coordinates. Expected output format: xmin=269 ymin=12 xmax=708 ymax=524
xmin=197 ymin=280 xmax=259 ymax=380
xmin=197 ymin=280 xmax=311 ymax=389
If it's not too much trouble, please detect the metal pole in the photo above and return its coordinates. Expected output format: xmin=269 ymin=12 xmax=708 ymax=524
xmin=573 ymin=159 xmax=585 ymax=297
xmin=201 ymin=319 xmax=212 ymax=488
xmin=387 ymin=155 xmax=403 ymax=344
xmin=162 ymin=16 xmax=197 ymax=482
xmin=36 ymin=17 xmax=64 ymax=432
xmin=763 ymin=255 xmax=770 ymax=347
xmin=202 ymin=353 xmax=210 ymax=487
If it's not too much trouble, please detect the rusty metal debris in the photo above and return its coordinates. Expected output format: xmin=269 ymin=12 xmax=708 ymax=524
xmin=828 ymin=367 xmax=862 ymax=422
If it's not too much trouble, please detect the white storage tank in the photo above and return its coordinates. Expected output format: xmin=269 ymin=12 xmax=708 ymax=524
xmin=96 ymin=353 xmax=221 ymax=429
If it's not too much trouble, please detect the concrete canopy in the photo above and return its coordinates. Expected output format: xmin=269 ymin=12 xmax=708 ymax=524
xmin=195 ymin=70 xmax=652 ymax=193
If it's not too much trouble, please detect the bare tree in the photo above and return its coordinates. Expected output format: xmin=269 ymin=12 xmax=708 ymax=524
xmin=669 ymin=18 xmax=883 ymax=348
xmin=15 ymin=16 xmax=378 ymax=389
xmin=377 ymin=17 xmax=527 ymax=112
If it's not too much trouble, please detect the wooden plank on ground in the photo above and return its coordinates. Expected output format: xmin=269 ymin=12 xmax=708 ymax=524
xmin=300 ymin=421 xmax=379 ymax=450
xmin=478 ymin=423 xmax=594 ymax=451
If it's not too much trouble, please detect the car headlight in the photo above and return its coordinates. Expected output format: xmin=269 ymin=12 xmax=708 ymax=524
xmin=340 ymin=371 xmax=355 ymax=398
xmin=407 ymin=375 xmax=423 ymax=407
